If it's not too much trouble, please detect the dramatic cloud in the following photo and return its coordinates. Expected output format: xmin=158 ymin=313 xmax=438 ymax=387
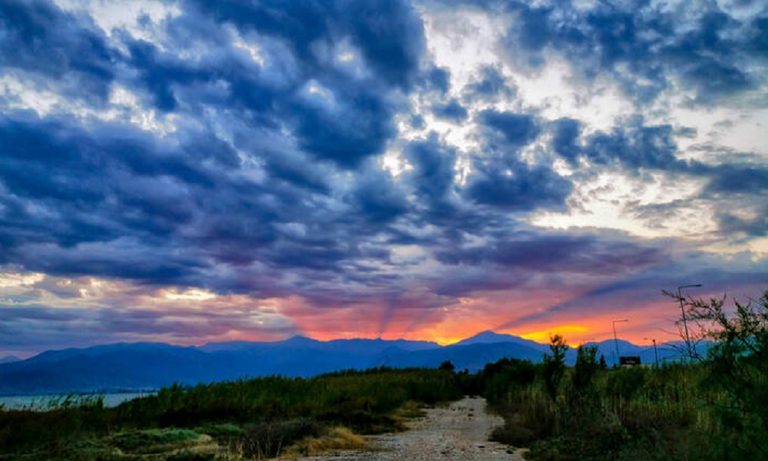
xmin=0 ymin=0 xmax=766 ymax=356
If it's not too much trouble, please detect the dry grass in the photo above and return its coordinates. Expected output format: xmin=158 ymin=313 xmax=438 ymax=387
xmin=281 ymin=427 xmax=367 ymax=458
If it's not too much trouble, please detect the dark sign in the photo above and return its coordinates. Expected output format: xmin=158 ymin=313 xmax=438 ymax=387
xmin=619 ymin=356 xmax=641 ymax=366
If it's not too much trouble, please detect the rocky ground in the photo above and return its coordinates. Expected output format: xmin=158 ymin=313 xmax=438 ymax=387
xmin=291 ymin=396 xmax=525 ymax=461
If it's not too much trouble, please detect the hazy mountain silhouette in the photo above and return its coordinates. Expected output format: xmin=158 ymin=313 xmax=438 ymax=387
xmin=455 ymin=330 xmax=549 ymax=351
xmin=0 ymin=334 xmax=693 ymax=395
xmin=0 ymin=356 xmax=20 ymax=364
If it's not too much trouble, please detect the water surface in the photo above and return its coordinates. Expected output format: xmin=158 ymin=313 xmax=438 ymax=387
xmin=0 ymin=392 xmax=155 ymax=411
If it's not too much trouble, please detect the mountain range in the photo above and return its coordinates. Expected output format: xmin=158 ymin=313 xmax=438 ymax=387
xmin=0 ymin=332 xmax=693 ymax=395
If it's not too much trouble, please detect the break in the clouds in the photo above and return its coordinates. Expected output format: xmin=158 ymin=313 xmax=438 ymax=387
xmin=1 ymin=0 xmax=766 ymax=356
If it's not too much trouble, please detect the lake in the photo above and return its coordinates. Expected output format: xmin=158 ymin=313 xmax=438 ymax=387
xmin=0 ymin=392 xmax=155 ymax=411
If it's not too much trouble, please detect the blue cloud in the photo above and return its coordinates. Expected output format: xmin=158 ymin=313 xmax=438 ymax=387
xmin=577 ymin=120 xmax=681 ymax=170
xmin=0 ymin=0 xmax=115 ymax=103
xmin=432 ymin=99 xmax=469 ymax=121
xmin=436 ymin=232 xmax=666 ymax=275
xmin=494 ymin=0 xmax=763 ymax=104
xmin=1 ymin=0 xmax=766 ymax=354
xmin=479 ymin=110 xmax=540 ymax=146
xmin=705 ymin=164 xmax=768 ymax=194
xmin=465 ymin=164 xmax=572 ymax=211
xmin=550 ymin=118 xmax=581 ymax=165
xmin=424 ymin=66 xmax=451 ymax=93
xmin=187 ymin=0 xmax=425 ymax=89
xmin=462 ymin=66 xmax=513 ymax=101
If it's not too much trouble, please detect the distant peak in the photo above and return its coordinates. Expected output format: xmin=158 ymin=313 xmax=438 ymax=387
xmin=457 ymin=330 xmax=517 ymax=345
xmin=283 ymin=335 xmax=319 ymax=344
xmin=475 ymin=330 xmax=507 ymax=338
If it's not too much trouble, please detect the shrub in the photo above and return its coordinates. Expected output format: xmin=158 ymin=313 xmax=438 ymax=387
xmin=542 ymin=335 xmax=568 ymax=402
xmin=678 ymin=289 xmax=768 ymax=460
xmin=238 ymin=418 xmax=322 ymax=459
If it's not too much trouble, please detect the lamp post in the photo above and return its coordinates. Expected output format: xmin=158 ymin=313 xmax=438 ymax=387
xmin=645 ymin=337 xmax=659 ymax=367
xmin=612 ymin=319 xmax=628 ymax=366
xmin=677 ymin=284 xmax=702 ymax=361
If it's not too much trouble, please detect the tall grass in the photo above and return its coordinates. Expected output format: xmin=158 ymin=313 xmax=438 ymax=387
xmin=0 ymin=368 xmax=462 ymax=460
xmin=485 ymin=356 xmax=762 ymax=461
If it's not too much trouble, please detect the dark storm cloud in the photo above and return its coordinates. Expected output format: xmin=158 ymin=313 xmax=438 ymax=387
xmin=716 ymin=207 xmax=768 ymax=237
xmin=404 ymin=135 xmax=458 ymax=204
xmin=288 ymin=87 xmax=397 ymax=168
xmin=465 ymin=164 xmax=572 ymax=211
xmin=1 ymin=0 xmax=767 ymax=355
xmin=581 ymin=121 xmax=681 ymax=170
xmin=492 ymin=0 xmax=764 ymax=104
xmin=0 ymin=114 xmax=277 ymax=287
xmin=461 ymin=66 xmax=514 ymax=101
xmin=501 ymin=254 xmax=768 ymax=328
xmin=0 ymin=303 xmax=296 ymax=354
xmin=0 ymin=0 xmax=436 ymax=298
xmin=704 ymin=164 xmax=768 ymax=194
xmin=479 ymin=110 xmax=540 ymax=146
xmin=549 ymin=118 xmax=581 ymax=165
xmin=0 ymin=0 xmax=115 ymax=103
xmin=350 ymin=168 xmax=409 ymax=225
xmin=435 ymin=232 xmax=666 ymax=275
xmin=187 ymin=0 xmax=425 ymax=89
xmin=104 ymin=0 xmax=428 ymax=168
xmin=432 ymin=99 xmax=468 ymax=121
xmin=465 ymin=112 xmax=572 ymax=211
xmin=423 ymin=66 xmax=451 ymax=94
xmin=545 ymin=117 xmax=703 ymax=174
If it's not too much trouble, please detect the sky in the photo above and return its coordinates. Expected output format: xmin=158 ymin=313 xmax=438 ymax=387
xmin=1 ymin=0 xmax=767 ymax=358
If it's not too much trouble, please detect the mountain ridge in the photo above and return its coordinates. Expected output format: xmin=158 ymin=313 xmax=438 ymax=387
xmin=0 ymin=333 xmax=692 ymax=395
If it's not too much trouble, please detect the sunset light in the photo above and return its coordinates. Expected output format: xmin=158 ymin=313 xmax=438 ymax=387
xmin=0 ymin=0 xmax=765 ymax=361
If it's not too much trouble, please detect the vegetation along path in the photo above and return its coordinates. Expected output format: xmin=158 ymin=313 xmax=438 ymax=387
xmin=295 ymin=396 xmax=525 ymax=461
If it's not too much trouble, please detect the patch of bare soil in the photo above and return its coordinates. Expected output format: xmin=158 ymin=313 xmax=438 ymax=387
xmin=288 ymin=396 xmax=526 ymax=461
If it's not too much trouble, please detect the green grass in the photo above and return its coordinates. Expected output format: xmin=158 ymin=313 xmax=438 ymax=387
xmin=110 ymin=428 xmax=208 ymax=454
xmin=0 ymin=368 xmax=462 ymax=460
xmin=484 ymin=360 xmax=764 ymax=461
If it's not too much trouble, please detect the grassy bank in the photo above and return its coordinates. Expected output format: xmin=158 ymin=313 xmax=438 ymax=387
xmin=0 ymin=368 xmax=463 ymax=460
xmin=483 ymin=359 xmax=716 ymax=460
xmin=3 ymin=291 xmax=765 ymax=461
xmin=483 ymin=290 xmax=768 ymax=461
xmin=484 ymin=357 xmax=767 ymax=461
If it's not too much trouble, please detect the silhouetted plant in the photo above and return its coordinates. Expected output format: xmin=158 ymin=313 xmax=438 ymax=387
xmin=438 ymin=360 xmax=455 ymax=372
xmin=542 ymin=335 xmax=568 ymax=402
xmin=239 ymin=418 xmax=322 ymax=459
xmin=674 ymin=289 xmax=768 ymax=460
xmin=567 ymin=345 xmax=600 ymax=424
xmin=0 ymin=368 xmax=464 ymax=459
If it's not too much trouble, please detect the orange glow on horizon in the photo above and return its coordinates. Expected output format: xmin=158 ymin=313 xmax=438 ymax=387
xmin=430 ymin=336 xmax=465 ymax=346
xmin=278 ymin=290 xmax=687 ymax=348
xmin=518 ymin=325 xmax=589 ymax=344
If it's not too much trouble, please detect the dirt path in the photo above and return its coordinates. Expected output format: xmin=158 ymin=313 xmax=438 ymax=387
xmin=293 ymin=396 xmax=526 ymax=461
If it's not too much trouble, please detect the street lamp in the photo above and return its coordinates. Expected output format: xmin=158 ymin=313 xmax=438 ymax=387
xmin=644 ymin=337 xmax=659 ymax=367
xmin=677 ymin=284 xmax=702 ymax=361
xmin=612 ymin=319 xmax=628 ymax=365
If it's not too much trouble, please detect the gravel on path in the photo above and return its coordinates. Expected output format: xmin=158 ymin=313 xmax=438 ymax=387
xmin=290 ymin=396 xmax=526 ymax=461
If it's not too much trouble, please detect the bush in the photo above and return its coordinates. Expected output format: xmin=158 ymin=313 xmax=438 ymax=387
xmin=489 ymin=287 xmax=768 ymax=461
xmin=679 ymin=289 xmax=768 ymax=460
xmin=0 ymin=368 xmax=463 ymax=459
xmin=542 ymin=335 xmax=568 ymax=402
xmin=238 ymin=418 xmax=322 ymax=459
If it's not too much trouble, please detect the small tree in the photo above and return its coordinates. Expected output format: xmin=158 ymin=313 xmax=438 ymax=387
xmin=674 ymin=289 xmax=768 ymax=459
xmin=571 ymin=345 xmax=599 ymax=391
xmin=438 ymin=360 xmax=455 ymax=372
xmin=568 ymin=345 xmax=601 ymax=423
xmin=542 ymin=335 xmax=568 ymax=402
xmin=598 ymin=354 xmax=608 ymax=370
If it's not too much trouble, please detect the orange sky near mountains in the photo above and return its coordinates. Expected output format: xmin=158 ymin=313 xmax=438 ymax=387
xmin=1 ymin=0 xmax=766 ymax=359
